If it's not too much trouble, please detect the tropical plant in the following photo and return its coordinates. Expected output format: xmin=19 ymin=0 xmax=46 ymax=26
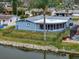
xmin=28 ymin=0 xmax=52 ymax=41
xmin=28 ymin=0 xmax=62 ymax=41
xmin=0 ymin=0 xmax=10 ymax=2
xmin=12 ymin=0 xmax=23 ymax=14
xmin=0 ymin=3 xmax=5 ymax=13
xmin=12 ymin=0 xmax=26 ymax=15
xmin=12 ymin=0 xmax=18 ymax=15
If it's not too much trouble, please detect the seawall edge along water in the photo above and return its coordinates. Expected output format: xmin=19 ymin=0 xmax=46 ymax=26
xmin=0 ymin=40 xmax=79 ymax=55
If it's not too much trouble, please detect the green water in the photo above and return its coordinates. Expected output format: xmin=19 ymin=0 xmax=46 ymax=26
xmin=69 ymin=54 xmax=79 ymax=59
xmin=0 ymin=45 xmax=69 ymax=59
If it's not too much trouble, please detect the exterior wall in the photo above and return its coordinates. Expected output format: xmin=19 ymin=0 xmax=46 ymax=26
xmin=0 ymin=16 xmax=19 ymax=28
xmin=16 ymin=21 xmax=36 ymax=31
xmin=0 ymin=21 xmax=4 ymax=28
xmin=7 ymin=16 xmax=18 ymax=26
xmin=16 ymin=20 xmax=70 ymax=32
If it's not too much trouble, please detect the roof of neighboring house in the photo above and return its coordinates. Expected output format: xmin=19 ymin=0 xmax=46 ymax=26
xmin=17 ymin=15 xmax=71 ymax=24
xmin=72 ymin=10 xmax=79 ymax=13
xmin=5 ymin=7 xmax=12 ymax=11
xmin=0 ymin=14 xmax=17 ymax=20
xmin=56 ymin=10 xmax=79 ymax=14
xmin=55 ymin=10 xmax=72 ymax=14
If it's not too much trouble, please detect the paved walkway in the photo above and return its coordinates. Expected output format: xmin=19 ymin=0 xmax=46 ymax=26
xmin=63 ymin=39 xmax=79 ymax=44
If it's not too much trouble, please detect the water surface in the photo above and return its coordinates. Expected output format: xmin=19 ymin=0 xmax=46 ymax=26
xmin=0 ymin=45 xmax=69 ymax=59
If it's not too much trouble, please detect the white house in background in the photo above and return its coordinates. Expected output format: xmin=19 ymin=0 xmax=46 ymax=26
xmin=0 ymin=2 xmax=12 ymax=8
xmin=55 ymin=10 xmax=72 ymax=16
xmin=72 ymin=10 xmax=79 ymax=16
xmin=54 ymin=10 xmax=79 ymax=17
xmin=0 ymin=14 xmax=19 ymax=28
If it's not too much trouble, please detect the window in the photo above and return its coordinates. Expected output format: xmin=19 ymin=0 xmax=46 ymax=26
xmin=60 ymin=24 xmax=62 ymax=28
xmin=57 ymin=24 xmax=59 ymax=29
xmin=63 ymin=23 xmax=65 ymax=28
xmin=50 ymin=24 xmax=53 ymax=30
xmin=62 ymin=23 xmax=64 ymax=28
xmin=10 ymin=20 xmax=12 ymax=22
xmin=27 ymin=23 xmax=30 ymax=26
xmin=46 ymin=24 xmax=48 ymax=29
xmin=53 ymin=24 xmax=55 ymax=29
xmin=3 ymin=20 xmax=5 ymax=22
xmin=69 ymin=23 xmax=73 ymax=26
xmin=48 ymin=24 xmax=50 ymax=30
xmin=40 ymin=24 xmax=43 ymax=29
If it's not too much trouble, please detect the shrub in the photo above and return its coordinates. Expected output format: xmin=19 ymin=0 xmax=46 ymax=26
xmin=2 ymin=26 xmax=15 ymax=36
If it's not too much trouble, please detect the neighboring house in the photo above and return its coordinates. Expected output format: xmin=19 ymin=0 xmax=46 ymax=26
xmin=70 ymin=25 xmax=79 ymax=40
xmin=0 ymin=14 xmax=19 ymax=28
xmin=55 ymin=10 xmax=72 ymax=16
xmin=16 ymin=15 xmax=72 ymax=32
xmin=55 ymin=10 xmax=79 ymax=17
xmin=0 ymin=2 xmax=12 ymax=14
xmin=72 ymin=10 xmax=79 ymax=17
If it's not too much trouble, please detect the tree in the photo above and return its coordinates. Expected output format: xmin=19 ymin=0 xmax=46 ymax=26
xmin=55 ymin=0 xmax=64 ymax=9
xmin=29 ymin=0 xmax=55 ymax=41
xmin=62 ymin=0 xmax=74 ymax=16
xmin=0 ymin=3 xmax=5 ymax=13
xmin=12 ymin=0 xmax=26 ymax=15
xmin=12 ymin=0 xmax=18 ymax=15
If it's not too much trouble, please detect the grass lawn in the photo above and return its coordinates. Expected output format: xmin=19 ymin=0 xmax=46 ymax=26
xmin=0 ymin=26 xmax=79 ymax=51
xmin=72 ymin=16 xmax=79 ymax=21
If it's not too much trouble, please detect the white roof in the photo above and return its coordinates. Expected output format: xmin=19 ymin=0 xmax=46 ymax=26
xmin=72 ymin=14 xmax=79 ymax=16
xmin=34 ymin=19 xmax=68 ymax=24
xmin=22 ymin=15 xmax=71 ymax=24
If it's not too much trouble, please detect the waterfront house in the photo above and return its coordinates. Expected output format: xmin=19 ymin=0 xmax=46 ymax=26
xmin=16 ymin=15 xmax=72 ymax=32
xmin=0 ymin=14 xmax=19 ymax=28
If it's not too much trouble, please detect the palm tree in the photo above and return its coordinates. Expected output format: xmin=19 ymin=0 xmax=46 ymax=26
xmin=0 ymin=3 xmax=5 ymax=13
xmin=28 ymin=0 xmax=53 ymax=41
xmin=29 ymin=0 xmax=62 ymax=41
xmin=62 ymin=0 xmax=74 ymax=16
xmin=12 ymin=0 xmax=18 ymax=15
xmin=29 ymin=0 xmax=49 ymax=40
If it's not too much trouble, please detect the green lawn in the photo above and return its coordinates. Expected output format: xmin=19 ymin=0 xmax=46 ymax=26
xmin=0 ymin=27 xmax=79 ymax=51
xmin=72 ymin=16 xmax=79 ymax=21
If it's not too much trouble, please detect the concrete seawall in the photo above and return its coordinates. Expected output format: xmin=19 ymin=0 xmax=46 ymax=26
xmin=0 ymin=40 xmax=58 ymax=52
xmin=0 ymin=40 xmax=79 ymax=55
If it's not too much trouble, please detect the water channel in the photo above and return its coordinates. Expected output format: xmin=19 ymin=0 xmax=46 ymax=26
xmin=0 ymin=45 xmax=69 ymax=59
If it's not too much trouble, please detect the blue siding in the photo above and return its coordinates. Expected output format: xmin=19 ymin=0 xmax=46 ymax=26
xmin=16 ymin=21 xmax=36 ymax=31
xmin=16 ymin=21 xmax=70 ymax=32
xmin=0 ymin=25 xmax=4 ymax=28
